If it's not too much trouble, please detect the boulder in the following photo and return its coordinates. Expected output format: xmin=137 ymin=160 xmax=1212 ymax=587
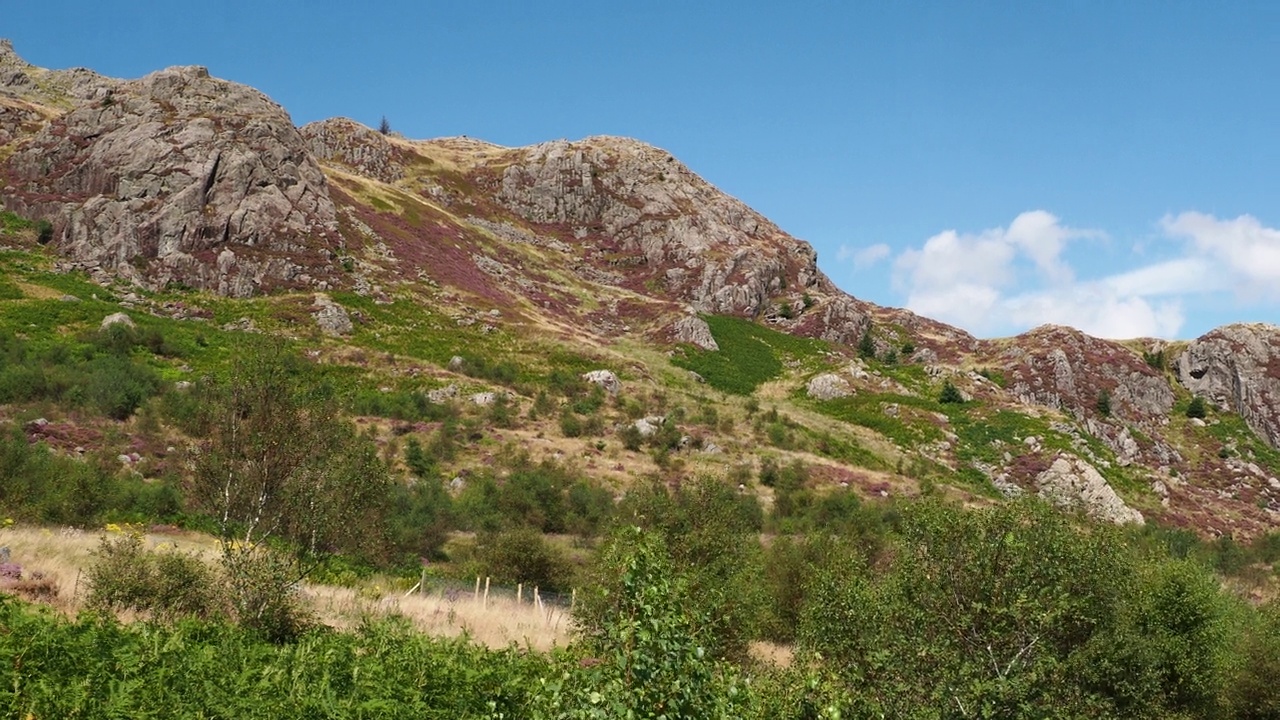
xmin=633 ymin=416 xmax=666 ymax=438
xmin=427 ymin=384 xmax=458 ymax=403
xmin=312 ymin=294 xmax=353 ymax=336
xmin=582 ymin=369 xmax=621 ymax=395
xmin=806 ymin=373 xmax=852 ymax=401
xmin=99 ymin=312 xmax=135 ymax=330
xmin=672 ymin=315 xmax=718 ymax=351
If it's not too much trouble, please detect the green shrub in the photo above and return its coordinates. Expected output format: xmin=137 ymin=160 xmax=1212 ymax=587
xmin=1096 ymin=389 xmax=1113 ymax=417
xmin=1186 ymin=395 xmax=1207 ymax=419
xmin=559 ymin=409 xmax=584 ymax=438
xmin=475 ymin=527 xmax=575 ymax=592
xmin=857 ymin=326 xmax=876 ymax=359
xmin=539 ymin=526 xmax=751 ymax=719
xmin=86 ymin=531 xmax=224 ymax=622
xmin=938 ymin=379 xmax=963 ymax=404
xmin=616 ymin=478 xmax=766 ymax=661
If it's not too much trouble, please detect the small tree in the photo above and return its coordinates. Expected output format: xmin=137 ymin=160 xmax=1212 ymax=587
xmin=186 ymin=343 xmax=391 ymax=639
xmin=857 ymin=326 xmax=876 ymax=360
xmin=536 ymin=526 xmax=749 ymax=718
xmin=378 ymin=116 xmax=391 ymax=135
xmin=1186 ymin=396 xmax=1207 ymax=420
xmin=1096 ymin=389 xmax=1113 ymax=417
xmin=938 ymin=379 xmax=964 ymax=404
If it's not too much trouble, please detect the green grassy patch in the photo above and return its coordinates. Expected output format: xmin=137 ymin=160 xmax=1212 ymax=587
xmin=808 ymin=391 xmax=947 ymax=449
xmin=671 ymin=315 xmax=829 ymax=395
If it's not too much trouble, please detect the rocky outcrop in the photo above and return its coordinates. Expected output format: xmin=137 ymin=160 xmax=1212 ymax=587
xmin=99 ymin=312 xmax=134 ymax=330
xmin=300 ymin=118 xmax=405 ymax=184
xmin=1035 ymin=455 xmax=1144 ymax=525
xmin=1178 ymin=323 xmax=1280 ymax=448
xmin=806 ymin=373 xmax=853 ymax=400
xmin=0 ymin=46 xmax=338 ymax=296
xmin=995 ymin=325 xmax=1174 ymax=422
xmin=312 ymin=294 xmax=353 ymax=336
xmin=492 ymin=137 xmax=822 ymax=317
xmin=0 ymin=39 xmax=115 ymax=106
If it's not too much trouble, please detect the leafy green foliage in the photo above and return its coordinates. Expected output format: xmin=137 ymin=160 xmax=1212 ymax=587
xmin=536 ymin=526 xmax=751 ymax=719
xmin=616 ymin=477 xmax=765 ymax=661
xmin=474 ymin=526 xmax=576 ymax=592
xmin=800 ymin=499 xmax=1243 ymax=719
xmin=1096 ymin=388 xmax=1113 ymax=416
xmin=185 ymin=342 xmax=393 ymax=639
xmin=0 ymin=330 xmax=163 ymax=419
xmin=857 ymin=325 xmax=876 ymax=359
xmin=0 ymin=601 xmax=539 ymax=718
xmin=86 ymin=531 xmax=224 ymax=621
xmin=0 ymin=426 xmax=168 ymax=526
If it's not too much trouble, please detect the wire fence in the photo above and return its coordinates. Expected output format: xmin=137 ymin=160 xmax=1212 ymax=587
xmin=407 ymin=575 xmax=576 ymax=611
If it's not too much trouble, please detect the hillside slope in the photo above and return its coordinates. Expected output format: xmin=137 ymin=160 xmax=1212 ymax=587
xmin=2 ymin=41 xmax=1279 ymax=539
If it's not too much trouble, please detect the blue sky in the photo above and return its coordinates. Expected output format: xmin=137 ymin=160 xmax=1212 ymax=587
xmin=6 ymin=2 xmax=1279 ymax=339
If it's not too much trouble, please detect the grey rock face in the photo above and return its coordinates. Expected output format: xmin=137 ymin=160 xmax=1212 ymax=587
xmin=998 ymin=325 xmax=1174 ymax=422
xmin=99 ymin=312 xmax=134 ymax=330
xmin=1178 ymin=323 xmax=1280 ymax=448
xmin=2 ymin=55 xmax=338 ymax=297
xmin=633 ymin=416 xmax=667 ymax=438
xmin=1035 ymin=455 xmax=1144 ymax=525
xmin=495 ymin=137 xmax=821 ymax=317
xmin=300 ymin=118 xmax=405 ymax=184
xmin=672 ymin=315 xmax=718 ymax=351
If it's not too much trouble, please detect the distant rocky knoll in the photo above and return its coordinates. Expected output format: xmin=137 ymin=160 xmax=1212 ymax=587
xmin=0 ymin=41 xmax=338 ymax=296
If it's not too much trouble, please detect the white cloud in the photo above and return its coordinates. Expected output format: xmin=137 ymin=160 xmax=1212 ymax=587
xmin=894 ymin=227 xmax=1017 ymax=294
xmin=1102 ymin=257 xmax=1220 ymax=297
xmin=1004 ymin=209 xmax=1099 ymax=284
xmin=848 ymin=242 xmax=891 ymax=269
xmin=1161 ymin=212 xmax=1280 ymax=300
xmin=886 ymin=210 xmax=1280 ymax=339
xmin=1003 ymin=286 xmax=1185 ymax=339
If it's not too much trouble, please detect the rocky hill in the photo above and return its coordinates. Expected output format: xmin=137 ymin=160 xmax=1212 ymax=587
xmin=3 ymin=41 xmax=1280 ymax=539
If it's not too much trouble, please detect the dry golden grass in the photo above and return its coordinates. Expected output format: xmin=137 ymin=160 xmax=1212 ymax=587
xmin=307 ymin=584 xmax=572 ymax=650
xmin=0 ymin=524 xmax=576 ymax=649
xmin=0 ymin=524 xmax=219 ymax=613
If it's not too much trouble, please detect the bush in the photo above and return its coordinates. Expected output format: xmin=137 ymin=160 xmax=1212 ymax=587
xmin=86 ymin=530 xmax=224 ymax=622
xmin=1096 ymin=389 xmax=1113 ymax=417
xmin=539 ymin=526 xmax=750 ymax=718
xmin=1187 ymin=395 xmax=1207 ymax=419
xmin=475 ymin=527 xmax=575 ymax=592
xmin=559 ymin=409 xmax=584 ymax=438
xmin=857 ymin=327 xmax=876 ymax=360
xmin=616 ymin=478 xmax=766 ymax=661
xmin=938 ymin=379 xmax=964 ymax=404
